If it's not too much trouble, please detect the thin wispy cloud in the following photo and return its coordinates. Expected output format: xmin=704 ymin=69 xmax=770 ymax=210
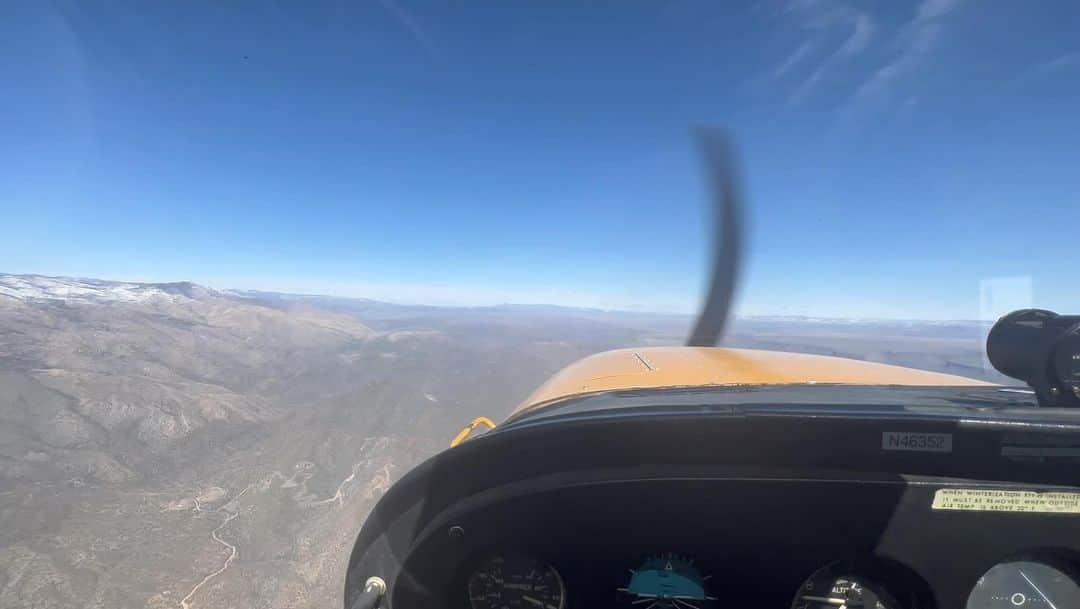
xmin=789 ymin=64 xmax=826 ymax=105
xmin=916 ymin=0 xmax=966 ymax=21
xmin=852 ymin=22 xmax=942 ymax=101
xmin=1031 ymin=52 xmax=1080 ymax=76
xmin=377 ymin=0 xmax=439 ymax=55
xmin=785 ymin=0 xmax=858 ymax=30
xmin=770 ymin=41 xmax=815 ymax=79
xmin=769 ymin=0 xmax=875 ymax=105
xmin=837 ymin=13 xmax=875 ymax=57
xmin=790 ymin=10 xmax=875 ymax=104
xmin=850 ymin=0 xmax=964 ymax=105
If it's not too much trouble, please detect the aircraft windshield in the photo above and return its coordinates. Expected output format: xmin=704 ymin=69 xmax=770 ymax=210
xmin=2 ymin=2 xmax=1077 ymax=608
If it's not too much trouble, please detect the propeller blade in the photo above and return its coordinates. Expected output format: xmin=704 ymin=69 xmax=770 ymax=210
xmin=686 ymin=128 xmax=744 ymax=347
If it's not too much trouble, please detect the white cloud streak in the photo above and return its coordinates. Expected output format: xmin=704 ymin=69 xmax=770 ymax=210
xmin=772 ymin=0 xmax=875 ymax=105
xmin=852 ymin=22 xmax=941 ymax=100
xmin=377 ymin=0 xmax=438 ymax=55
xmin=837 ymin=13 xmax=875 ymax=57
xmin=771 ymin=42 xmax=815 ymax=79
xmin=849 ymin=0 xmax=965 ymax=106
xmin=1032 ymin=51 xmax=1080 ymax=75
xmin=787 ymin=64 xmax=824 ymax=105
xmin=916 ymin=0 xmax=966 ymax=21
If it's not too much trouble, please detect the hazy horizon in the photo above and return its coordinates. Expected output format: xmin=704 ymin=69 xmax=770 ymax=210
xmin=0 ymin=271 xmax=1021 ymax=323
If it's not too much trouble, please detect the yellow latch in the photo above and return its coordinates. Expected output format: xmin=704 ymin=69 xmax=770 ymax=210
xmin=450 ymin=416 xmax=496 ymax=447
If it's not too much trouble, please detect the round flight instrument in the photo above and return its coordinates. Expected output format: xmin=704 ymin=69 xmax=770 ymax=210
xmin=467 ymin=553 xmax=565 ymax=609
xmin=792 ymin=563 xmax=899 ymax=609
xmin=966 ymin=560 xmax=1080 ymax=608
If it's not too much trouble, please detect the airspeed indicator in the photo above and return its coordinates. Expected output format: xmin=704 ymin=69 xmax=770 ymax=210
xmin=467 ymin=553 xmax=565 ymax=609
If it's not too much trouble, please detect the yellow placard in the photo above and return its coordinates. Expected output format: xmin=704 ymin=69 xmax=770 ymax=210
xmin=932 ymin=489 xmax=1080 ymax=514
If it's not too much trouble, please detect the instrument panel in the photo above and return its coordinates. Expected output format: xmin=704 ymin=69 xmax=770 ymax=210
xmin=458 ymin=550 xmax=1080 ymax=609
xmin=394 ymin=474 xmax=1080 ymax=609
xmin=343 ymin=388 xmax=1080 ymax=609
xmin=454 ymin=552 xmax=1077 ymax=609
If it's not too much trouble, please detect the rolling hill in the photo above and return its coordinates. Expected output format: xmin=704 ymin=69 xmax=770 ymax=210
xmin=0 ymin=274 xmax=1004 ymax=608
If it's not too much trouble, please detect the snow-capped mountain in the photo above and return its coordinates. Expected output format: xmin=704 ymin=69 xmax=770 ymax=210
xmin=0 ymin=274 xmax=217 ymax=304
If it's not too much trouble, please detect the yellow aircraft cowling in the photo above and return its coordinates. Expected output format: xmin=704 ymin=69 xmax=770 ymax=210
xmin=511 ymin=347 xmax=994 ymax=419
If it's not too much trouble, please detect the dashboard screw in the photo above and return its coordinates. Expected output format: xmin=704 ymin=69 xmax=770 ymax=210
xmin=448 ymin=525 xmax=465 ymax=540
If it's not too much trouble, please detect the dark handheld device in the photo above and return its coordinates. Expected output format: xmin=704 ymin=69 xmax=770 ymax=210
xmin=987 ymin=309 xmax=1080 ymax=406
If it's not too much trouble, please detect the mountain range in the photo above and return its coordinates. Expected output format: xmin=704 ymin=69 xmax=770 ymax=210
xmin=0 ymin=274 xmax=1006 ymax=608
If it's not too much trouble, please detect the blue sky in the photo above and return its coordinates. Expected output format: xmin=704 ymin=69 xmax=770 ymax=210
xmin=3 ymin=1 xmax=1078 ymax=319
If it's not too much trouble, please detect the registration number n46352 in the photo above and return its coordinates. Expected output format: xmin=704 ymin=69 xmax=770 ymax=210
xmin=881 ymin=431 xmax=952 ymax=453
